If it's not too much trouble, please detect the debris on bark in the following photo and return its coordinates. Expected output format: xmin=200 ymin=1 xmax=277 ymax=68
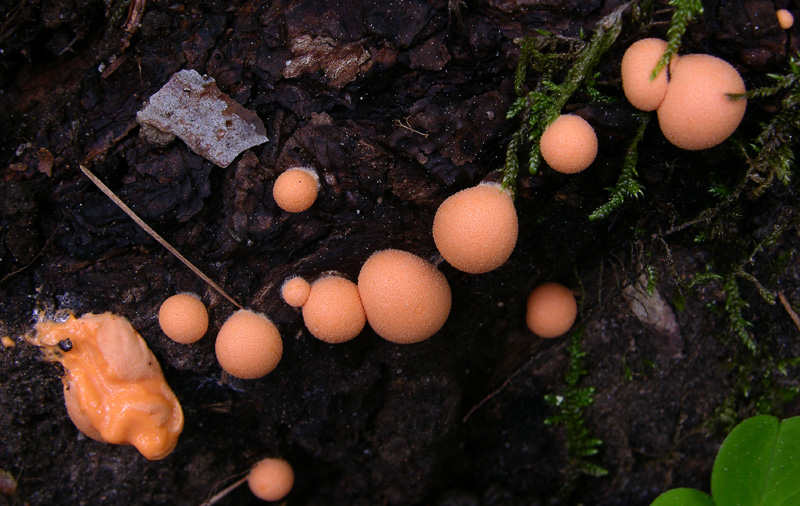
xmin=283 ymin=35 xmax=372 ymax=89
xmin=0 ymin=469 xmax=16 ymax=496
xmin=623 ymin=274 xmax=683 ymax=358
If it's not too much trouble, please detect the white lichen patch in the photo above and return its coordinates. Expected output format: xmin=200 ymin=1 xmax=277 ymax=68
xmin=136 ymin=69 xmax=268 ymax=168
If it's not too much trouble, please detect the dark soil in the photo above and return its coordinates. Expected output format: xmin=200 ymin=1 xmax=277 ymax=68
xmin=2 ymin=0 xmax=800 ymax=505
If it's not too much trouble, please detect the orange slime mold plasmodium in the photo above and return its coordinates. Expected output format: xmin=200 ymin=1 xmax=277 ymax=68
xmin=30 ymin=312 xmax=184 ymax=460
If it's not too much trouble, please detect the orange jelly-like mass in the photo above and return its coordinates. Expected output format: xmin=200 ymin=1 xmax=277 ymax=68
xmin=30 ymin=312 xmax=184 ymax=460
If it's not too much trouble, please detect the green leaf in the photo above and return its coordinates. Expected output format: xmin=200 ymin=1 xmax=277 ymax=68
xmin=650 ymin=488 xmax=715 ymax=506
xmin=712 ymin=415 xmax=800 ymax=506
xmin=580 ymin=461 xmax=609 ymax=477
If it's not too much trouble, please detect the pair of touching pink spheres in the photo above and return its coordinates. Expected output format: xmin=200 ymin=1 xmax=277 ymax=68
xmin=621 ymin=38 xmax=747 ymax=150
xmin=282 ymin=276 xmax=365 ymax=345
xmin=281 ymin=249 xmax=451 ymax=345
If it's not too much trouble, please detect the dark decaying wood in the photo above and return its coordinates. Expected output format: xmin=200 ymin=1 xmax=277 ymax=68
xmin=1 ymin=0 xmax=799 ymax=505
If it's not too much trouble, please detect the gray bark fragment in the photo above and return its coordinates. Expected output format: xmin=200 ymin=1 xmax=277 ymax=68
xmin=623 ymin=274 xmax=683 ymax=357
xmin=136 ymin=69 xmax=268 ymax=168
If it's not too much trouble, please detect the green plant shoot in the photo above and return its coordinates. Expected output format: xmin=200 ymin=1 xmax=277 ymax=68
xmin=589 ymin=113 xmax=649 ymax=220
xmin=544 ymin=326 xmax=608 ymax=497
xmin=650 ymin=0 xmax=703 ymax=80
xmin=650 ymin=415 xmax=800 ymax=506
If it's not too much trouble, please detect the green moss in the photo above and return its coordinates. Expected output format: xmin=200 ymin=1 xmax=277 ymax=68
xmin=590 ymin=114 xmax=649 ymax=221
xmin=105 ymin=0 xmax=130 ymax=28
xmin=544 ymin=326 xmax=608 ymax=498
xmin=650 ymin=0 xmax=703 ymax=79
xmin=502 ymin=4 xmax=628 ymax=193
xmin=721 ymin=273 xmax=756 ymax=354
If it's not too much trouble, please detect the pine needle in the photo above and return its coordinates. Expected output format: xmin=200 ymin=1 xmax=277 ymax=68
xmin=79 ymin=165 xmax=243 ymax=310
xmin=198 ymin=474 xmax=249 ymax=506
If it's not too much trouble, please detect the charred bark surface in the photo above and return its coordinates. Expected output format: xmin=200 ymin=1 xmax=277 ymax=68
xmin=1 ymin=1 xmax=800 ymax=505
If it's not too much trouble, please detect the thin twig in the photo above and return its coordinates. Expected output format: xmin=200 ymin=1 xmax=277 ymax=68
xmin=199 ymin=475 xmax=248 ymax=506
xmin=120 ymin=0 xmax=146 ymax=51
xmin=463 ymin=354 xmax=537 ymax=422
xmin=101 ymin=53 xmax=129 ymax=79
xmin=664 ymin=163 xmax=759 ymax=236
xmin=393 ymin=117 xmax=429 ymax=138
xmin=0 ymin=0 xmax=27 ymax=45
xmin=778 ymin=291 xmax=800 ymax=335
xmin=0 ymin=221 xmax=60 ymax=286
xmin=79 ymin=165 xmax=243 ymax=310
